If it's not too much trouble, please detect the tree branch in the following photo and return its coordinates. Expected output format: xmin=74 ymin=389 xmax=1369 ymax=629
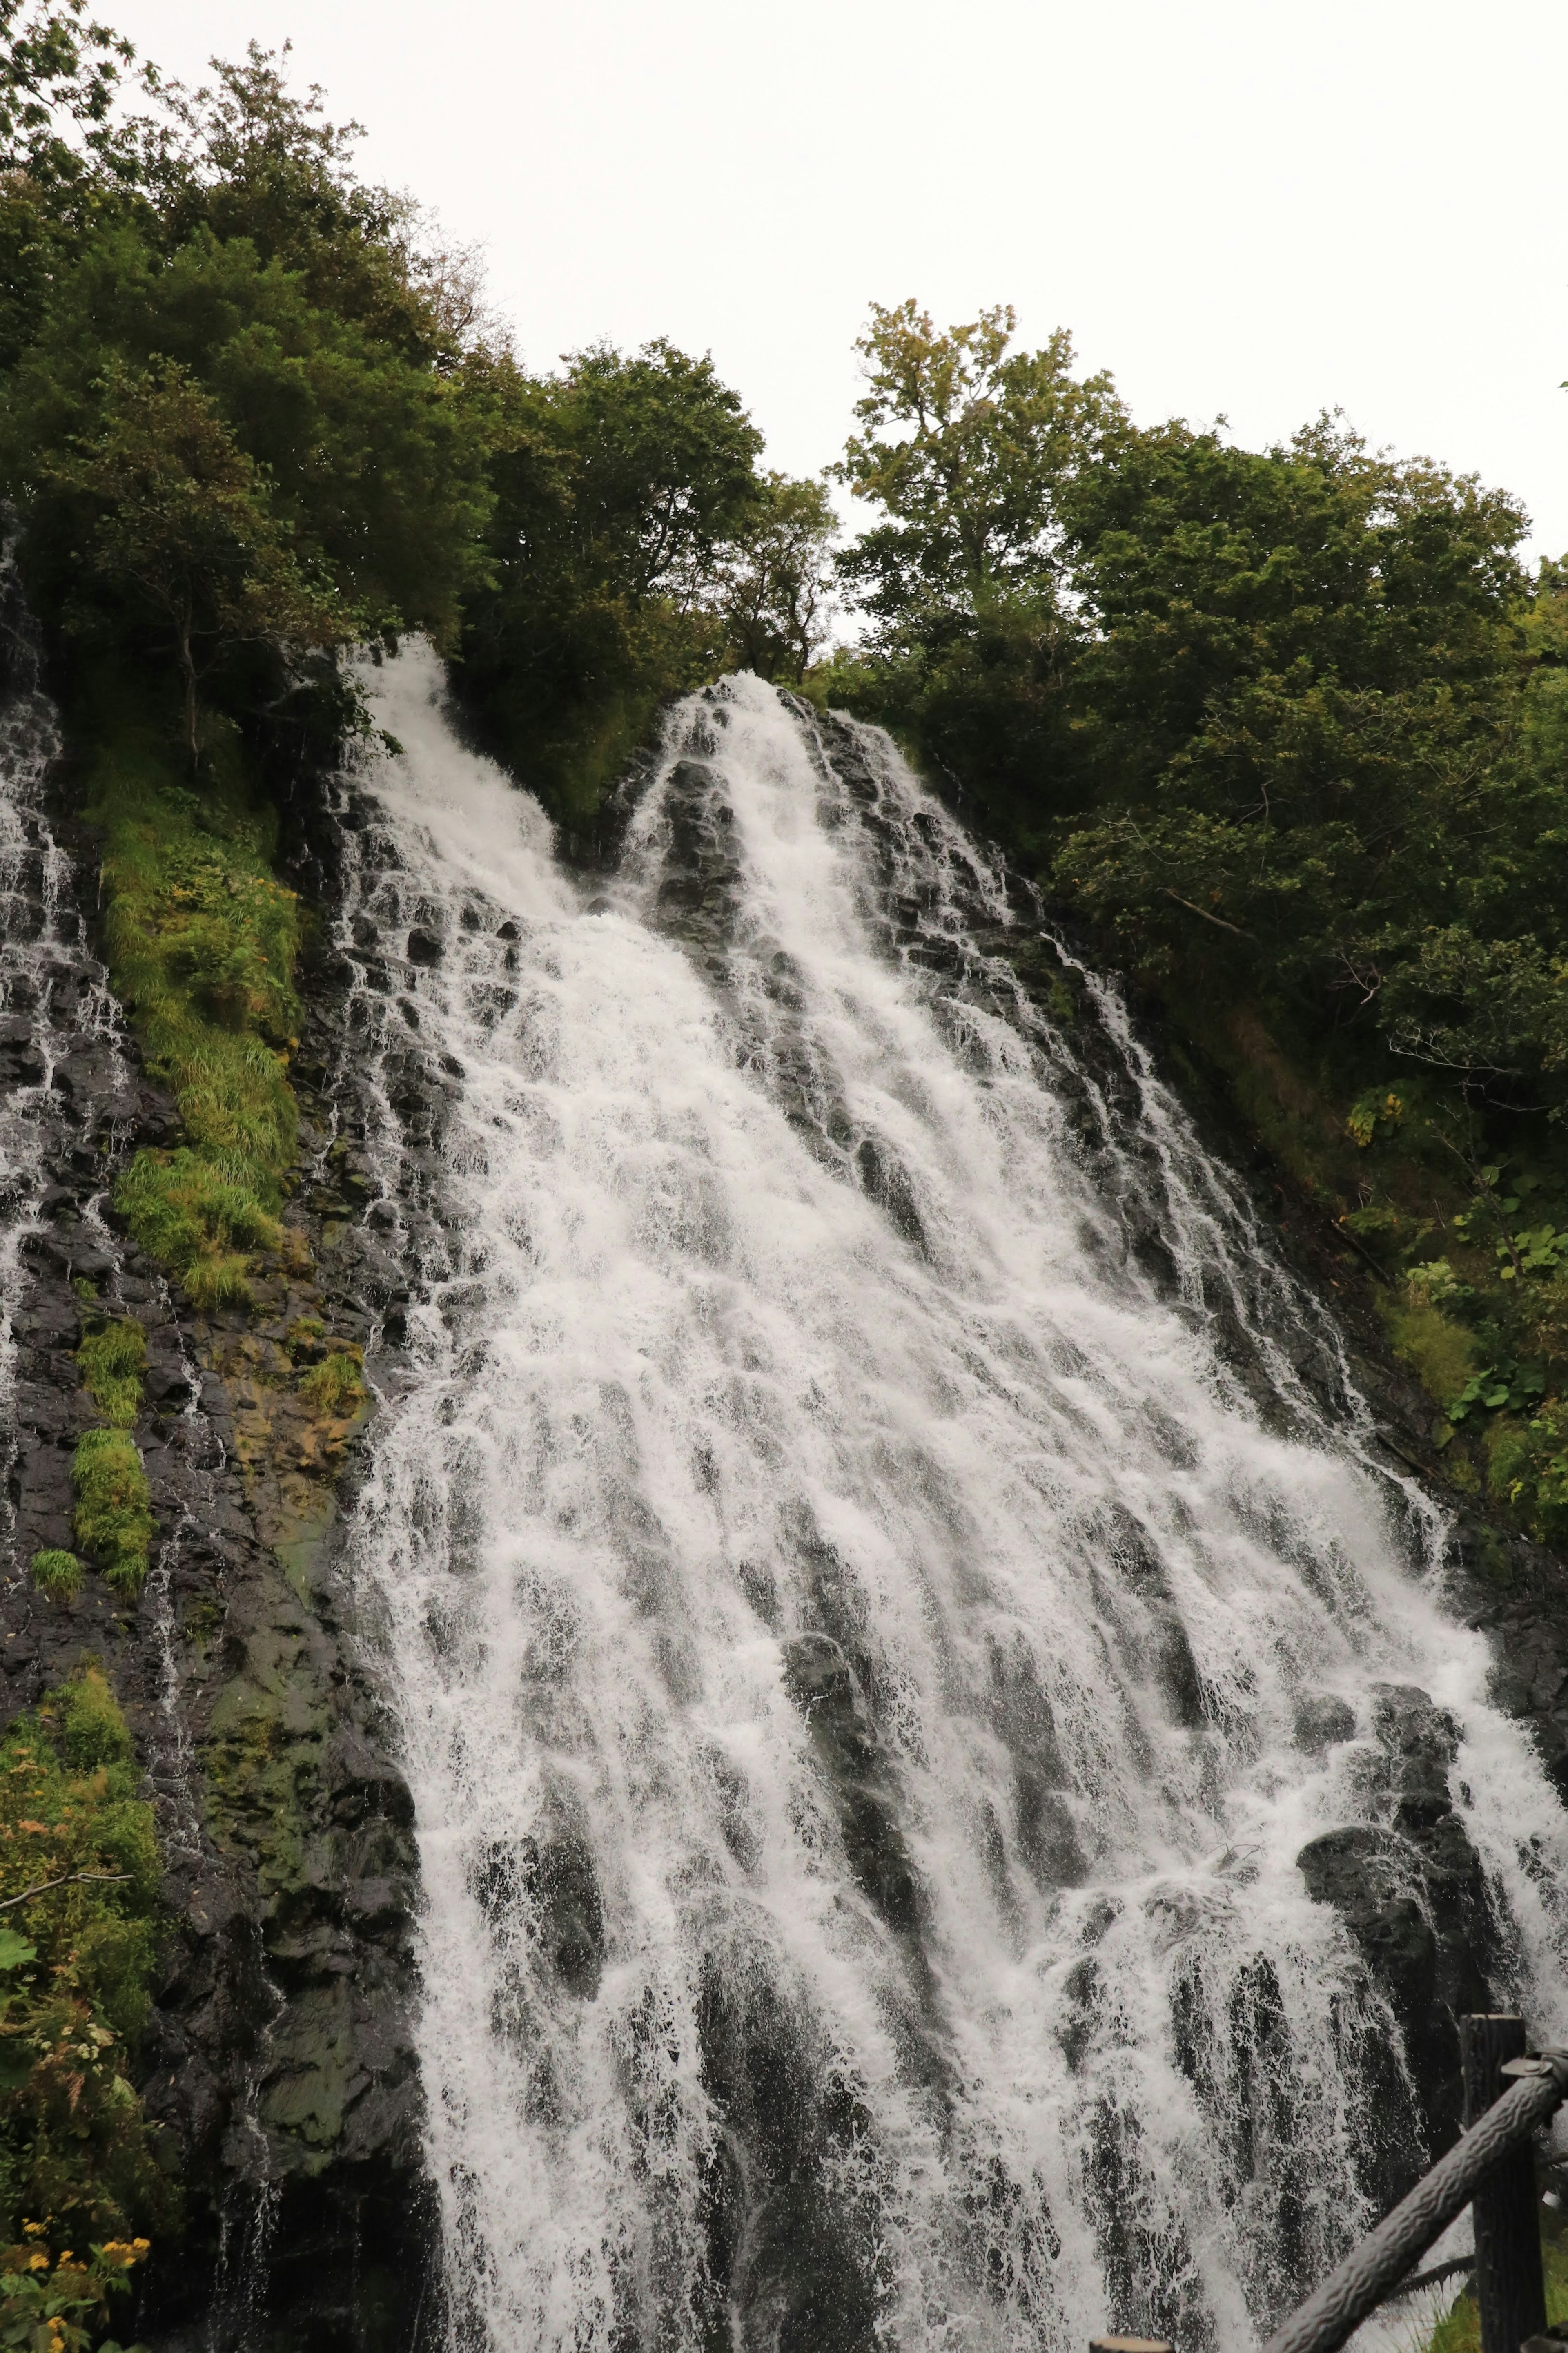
xmin=0 ymin=1871 xmax=131 ymax=1914
xmin=1161 ymin=887 xmax=1254 ymax=941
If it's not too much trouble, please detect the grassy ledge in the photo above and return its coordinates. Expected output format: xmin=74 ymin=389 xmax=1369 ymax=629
xmin=53 ymin=1309 xmax=153 ymax=1600
xmin=84 ymin=705 xmax=302 ymax=1312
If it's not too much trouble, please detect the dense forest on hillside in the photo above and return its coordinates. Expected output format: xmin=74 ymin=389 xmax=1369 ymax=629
xmin=2 ymin=0 xmax=1568 ymax=2327
xmin=8 ymin=0 xmax=1568 ymax=1542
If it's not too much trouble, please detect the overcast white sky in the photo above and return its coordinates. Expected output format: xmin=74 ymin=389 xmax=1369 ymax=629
xmin=104 ymin=0 xmax=1567 ymax=561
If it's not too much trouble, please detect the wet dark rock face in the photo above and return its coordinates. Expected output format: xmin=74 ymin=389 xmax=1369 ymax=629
xmin=0 ymin=665 xmax=436 ymax=2344
xmin=1297 ymin=1684 xmax=1499 ymax=2210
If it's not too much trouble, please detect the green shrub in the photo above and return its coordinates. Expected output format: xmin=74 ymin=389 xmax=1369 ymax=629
xmin=0 ymin=2233 xmax=150 ymax=2351
xmin=70 ymin=1434 xmax=152 ymax=1596
xmin=298 ymin=1348 xmax=366 ymax=1419
xmin=74 ymin=1318 xmax=145 ymax=1430
xmin=28 ymin=1554 xmax=80 ymax=1605
xmin=0 ymin=1666 xmax=170 ymax=2273
xmin=113 ymin=1147 xmax=281 ymax=1309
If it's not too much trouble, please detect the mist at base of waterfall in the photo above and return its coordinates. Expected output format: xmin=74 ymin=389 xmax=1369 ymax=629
xmin=332 ymin=648 xmax=1568 ymax=2353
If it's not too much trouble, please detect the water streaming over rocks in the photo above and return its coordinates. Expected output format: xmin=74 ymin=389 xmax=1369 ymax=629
xmin=0 ymin=577 xmax=433 ymax=2352
xmin=324 ymin=649 xmax=1568 ymax=2353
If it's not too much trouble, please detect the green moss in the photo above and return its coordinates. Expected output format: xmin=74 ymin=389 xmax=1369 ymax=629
xmin=28 ymin=1552 xmax=81 ymax=1604
xmin=74 ymin=1315 xmax=145 ymax=1429
xmin=80 ymin=714 xmax=302 ymax=1308
xmin=297 ymin=1348 xmax=366 ymax=1419
xmin=284 ymin=1314 xmax=326 ymax=1362
xmin=70 ymin=1431 xmax=152 ymax=1596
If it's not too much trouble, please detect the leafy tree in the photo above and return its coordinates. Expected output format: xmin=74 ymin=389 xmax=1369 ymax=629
xmin=718 ymin=471 xmax=835 ymax=682
xmin=825 ymin=302 xmax=1124 ymax=823
xmin=0 ymin=0 xmax=157 ymax=373
xmin=1051 ymin=418 xmax=1534 ymax=1018
xmin=41 ymin=357 xmax=351 ymax=759
xmin=151 ymin=42 xmax=458 ymax=366
xmin=0 ymin=0 xmax=132 ymax=186
xmin=834 ymin=299 xmax=1125 ymax=645
xmin=455 ymin=337 xmax=766 ymax=815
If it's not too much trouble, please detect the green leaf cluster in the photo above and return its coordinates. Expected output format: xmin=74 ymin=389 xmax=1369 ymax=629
xmin=0 ymin=1668 xmax=170 ymax=2278
xmin=455 ymin=339 xmax=833 ymax=819
xmin=27 ymin=1554 xmax=80 ymax=1605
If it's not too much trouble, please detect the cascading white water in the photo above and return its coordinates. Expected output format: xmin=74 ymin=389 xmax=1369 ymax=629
xmin=0 ymin=567 xmax=130 ymax=1545
xmin=334 ymin=648 xmax=1568 ymax=2353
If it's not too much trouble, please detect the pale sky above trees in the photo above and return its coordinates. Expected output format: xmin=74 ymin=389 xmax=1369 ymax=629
xmin=104 ymin=0 xmax=1568 ymax=562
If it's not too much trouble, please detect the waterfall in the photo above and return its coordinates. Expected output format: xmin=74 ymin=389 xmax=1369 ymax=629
xmin=325 ymin=654 xmax=1568 ymax=2347
xmin=0 ymin=561 xmax=132 ymax=1555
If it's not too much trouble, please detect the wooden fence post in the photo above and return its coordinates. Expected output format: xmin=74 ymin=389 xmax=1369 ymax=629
xmin=1462 ymin=2013 xmax=1547 ymax=2353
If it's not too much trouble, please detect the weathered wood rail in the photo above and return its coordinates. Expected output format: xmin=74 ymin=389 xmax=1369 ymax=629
xmin=1096 ymin=2014 xmax=1568 ymax=2353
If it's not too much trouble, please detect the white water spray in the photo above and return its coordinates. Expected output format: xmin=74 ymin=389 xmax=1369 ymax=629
xmin=331 ymin=651 xmax=1568 ymax=2353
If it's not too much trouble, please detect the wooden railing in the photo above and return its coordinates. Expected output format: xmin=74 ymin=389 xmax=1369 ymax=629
xmin=1096 ymin=2015 xmax=1568 ymax=2353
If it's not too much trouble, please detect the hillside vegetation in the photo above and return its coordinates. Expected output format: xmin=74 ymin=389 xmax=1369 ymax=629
xmin=4 ymin=9 xmax=1567 ymax=1519
xmin=8 ymin=0 xmax=1568 ymax=1545
xmin=821 ymin=301 xmax=1568 ymax=1542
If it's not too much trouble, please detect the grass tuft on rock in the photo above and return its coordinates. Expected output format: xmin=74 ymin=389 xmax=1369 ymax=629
xmin=70 ymin=1432 xmax=152 ymax=1595
xmin=28 ymin=1552 xmax=81 ymax=1604
xmin=74 ymin=1316 xmax=145 ymax=1429
xmin=298 ymin=1347 xmax=366 ymax=1420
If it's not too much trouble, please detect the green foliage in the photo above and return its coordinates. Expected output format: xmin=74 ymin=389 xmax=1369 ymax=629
xmin=717 ymin=471 xmax=836 ymax=684
xmin=834 ymin=298 xmax=1568 ymax=1545
xmin=456 ymin=337 xmax=766 ymax=818
xmin=0 ymin=22 xmax=509 ymax=1329
xmin=835 ymin=300 xmax=1125 ymax=629
xmin=70 ymin=1433 xmax=151 ymax=1595
xmin=0 ymin=1667 xmax=169 ymax=2273
xmin=0 ymin=0 xmax=133 ymax=190
xmin=0 ymin=2233 xmax=149 ymax=2352
xmin=73 ymin=1318 xmax=144 ymax=1430
xmin=37 ymin=354 xmax=354 ymax=762
xmin=3 ymin=213 xmax=494 ymax=696
xmin=1424 ymin=2225 xmax=1568 ymax=2353
xmin=296 ymin=1347 xmax=365 ymax=1419
xmin=824 ymin=303 xmax=1123 ymax=827
xmin=0 ymin=22 xmax=497 ymax=696
xmin=82 ymin=723 xmax=295 ymax=1303
xmin=28 ymin=1554 xmax=80 ymax=1605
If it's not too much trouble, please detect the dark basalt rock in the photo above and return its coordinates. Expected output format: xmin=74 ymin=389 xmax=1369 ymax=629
xmin=782 ymin=1631 xmax=925 ymax=1945
xmin=0 ymin=637 xmax=437 ymax=2349
xmin=1297 ymin=1682 xmax=1498 ymax=2208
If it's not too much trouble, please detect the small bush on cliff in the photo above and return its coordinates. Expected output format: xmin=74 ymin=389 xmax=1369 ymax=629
xmin=85 ymin=729 xmax=297 ymax=1305
xmin=0 ymin=1666 xmax=171 ymax=2282
xmin=297 ymin=1347 xmax=365 ymax=1420
xmin=70 ymin=1432 xmax=151 ymax=1594
xmin=28 ymin=1553 xmax=81 ymax=1605
xmin=0 ymin=2231 xmax=149 ymax=2352
xmin=74 ymin=1318 xmax=144 ymax=1430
